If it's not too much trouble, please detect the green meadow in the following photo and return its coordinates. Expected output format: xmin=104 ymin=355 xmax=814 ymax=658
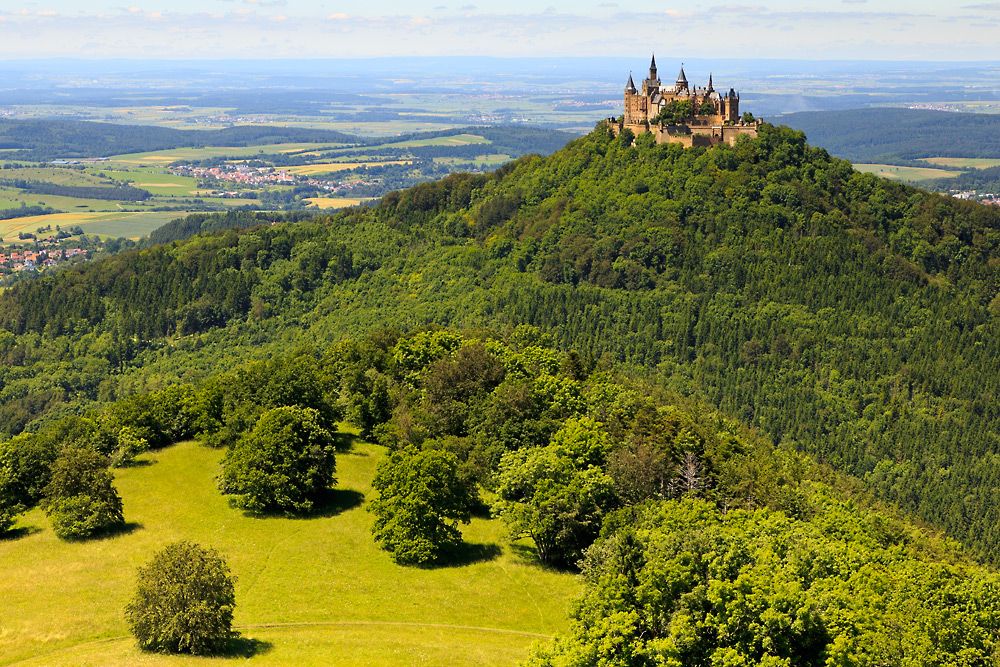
xmin=852 ymin=163 xmax=961 ymax=182
xmin=0 ymin=436 xmax=578 ymax=667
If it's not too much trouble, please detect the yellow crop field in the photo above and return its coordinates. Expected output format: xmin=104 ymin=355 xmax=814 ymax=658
xmin=305 ymin=197 xmax=373 ymax=208
xmin=920 ymin=157 xmax=1000 ymax=169
xmin=285 ymin=161 xmax=411 ymax=175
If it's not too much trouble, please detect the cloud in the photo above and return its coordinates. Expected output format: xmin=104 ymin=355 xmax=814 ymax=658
xmin=35 ymin=10 xmax=58 ymax=16
xmin=327 ymin=12 xmax=348 ymax=19
xmin=842 ymin=0 xmax=867 ymax=3
xmin=460 ymin=4 xmax=477 ymax=9
xmin=598 ymin=2 xmax=618 ymax=6
xmin=245 ymin=0 xmax=288 ymax=6
xmin=709 ymin=4 xmax=767 ymax=13
xmin=961 ymin=2 xmax=1000 ymax=8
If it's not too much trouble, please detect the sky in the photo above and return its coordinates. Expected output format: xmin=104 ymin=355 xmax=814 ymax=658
xmin=1 ymin=1 xmax=999 ymax=61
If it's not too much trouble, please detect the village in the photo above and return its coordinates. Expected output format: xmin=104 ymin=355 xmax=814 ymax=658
xmin=0 ymin=245 xmax=88 ymax=273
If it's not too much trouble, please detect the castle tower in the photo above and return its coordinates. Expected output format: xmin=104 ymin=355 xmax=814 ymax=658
xmin=676 ymin=64 xmax=688 ymax=93
xmin=649 ymin=55 xmax=657 ymax=83
xmin=707 ymin=73 xmax=714 ymax=93
xmin=626 ymin=73 xmax=637 ymax=94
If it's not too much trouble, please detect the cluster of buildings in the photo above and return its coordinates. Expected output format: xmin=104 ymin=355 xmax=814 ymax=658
xmin=0 ymin=247 xmax=88 ymax=273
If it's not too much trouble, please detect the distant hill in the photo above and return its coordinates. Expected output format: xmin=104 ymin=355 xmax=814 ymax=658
xmin=781 ymin=108 xmax=1000 ymax=162
xmin=0 ymin=118 xmax=362 ymax=161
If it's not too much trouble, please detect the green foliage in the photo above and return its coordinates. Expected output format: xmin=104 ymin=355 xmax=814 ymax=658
xmin=125 ymin=540 xmax=237 ymax=655
xmin=527 ymin=496 xmax=1000 ymax=666
xmin=493 ymin=443 xmax=616 ymax=569
xmin=42 ymin=446 xmax=124 ymax=539
xmin=652 ymin=100 xmax=694 ymax=126
xmin=219 ymin=406 xmax=336 ymax=513
xmin=369 ymin=446 xmax=474 ymax=565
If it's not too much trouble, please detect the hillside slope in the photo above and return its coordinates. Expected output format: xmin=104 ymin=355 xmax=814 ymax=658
xmin=2 ymin=122 xmax=1000 ymax=566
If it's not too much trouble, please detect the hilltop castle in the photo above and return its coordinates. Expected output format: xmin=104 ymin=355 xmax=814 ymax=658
xmin=613 ymin=56 xmax=759 ymax=147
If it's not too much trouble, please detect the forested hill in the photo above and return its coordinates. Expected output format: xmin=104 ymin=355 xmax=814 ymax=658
xmin=3 ymin=122 xmax=1000 ymax=572
xmin=0 ymin=118 xmax=361 ymax=160
xmin=781 ymin=108 xmax=1000 ymax=162
xmin=0 ymin=118 xmax=578 ymax=162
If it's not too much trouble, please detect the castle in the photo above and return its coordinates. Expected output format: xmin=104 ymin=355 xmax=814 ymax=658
xmin=613 ymin=56 xmax=759 ymax=147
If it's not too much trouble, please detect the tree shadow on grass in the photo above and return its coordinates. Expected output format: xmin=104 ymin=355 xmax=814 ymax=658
xmin=307 ymin=488 xmax=365 ymax=518
xmin=81 ymin=521 xmax=144 ymax=541
xmin=425 ymin=541 xmax=503 ymax=569
xmin=333 ymin=431 xmax=362 ymax=452
xmin=222 ymin=636 xmax=273 ymax=658
xmin=0 ymin=525 xmax=42 ymax=541
xmin=242 ymin=489 xmax=365 ymax=521
xmin=507 ymin=543 xmax=564 ymax=571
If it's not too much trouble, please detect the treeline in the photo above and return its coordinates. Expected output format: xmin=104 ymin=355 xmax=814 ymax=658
xmin=3 ymin=329 xmax=999 ymax=664
xmin=145 ymin=210 xmax=318 ymax=246
xmin=0 ymin=204 xmax=61 ymax=221
xmin=1 ymin=178 xmax=151 ymax=201
xmin=782 ymin=108 xmax=1000 ymax=162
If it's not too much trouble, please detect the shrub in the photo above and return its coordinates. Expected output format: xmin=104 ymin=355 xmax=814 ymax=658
xmin=125 ymin=541 xmax=237 ymax=655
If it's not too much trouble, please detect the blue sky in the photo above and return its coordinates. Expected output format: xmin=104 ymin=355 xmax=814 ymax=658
xmin=1 ymin=1 xmax=998 ymax=60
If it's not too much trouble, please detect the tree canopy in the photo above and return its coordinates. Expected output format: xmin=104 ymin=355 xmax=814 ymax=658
xmin=41 ymin=446 xmax=124 ymax=539
xmin=369 ymin=446 xmax=474 ymax=565
xmin=125 ymin=541 xmax=238 ymax=655
xmin=219 ymin=406 xmax=337 ymax=513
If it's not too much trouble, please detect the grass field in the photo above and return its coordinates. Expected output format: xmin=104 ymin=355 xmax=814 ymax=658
xmin=853 ymin=163 xmax=962 ymax=182
xmin=0 ymin=437 xmax=578 ymax=667
xmin=919 ymin=157 xmax=1000 ymax=169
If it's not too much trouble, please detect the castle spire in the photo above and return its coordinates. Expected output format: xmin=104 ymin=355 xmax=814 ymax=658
xmin=707 ymin=73 xmax=714 ymax=92
xmin=676 ymin=64 xmax=687 ymax=87
xmin=649 ymin=54 xmax=657 ymax=82
xmin=626 ymin=72 xmax=637 ymax=94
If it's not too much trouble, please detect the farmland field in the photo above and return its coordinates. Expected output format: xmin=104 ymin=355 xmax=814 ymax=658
xmin=852 ymin=163 xmax=962 ymax=182
xmin=0 ymin=211 xmax=196 ymax=241
xmin=305 ymin=197 xmax=373 ymax=208
xmin=284 ymin=161 xmax=411 ymax=175
xmin=919 ymin=157 xmax=1000 ymax=169
xmin=0 ymin=437 xmax=578 ymax=667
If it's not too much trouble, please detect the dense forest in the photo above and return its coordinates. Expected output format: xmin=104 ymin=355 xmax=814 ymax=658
xmin=782 ymin=108 xmax=1000 ymax=162
xmin=4 ymin=123 xmax=1000 ymax=561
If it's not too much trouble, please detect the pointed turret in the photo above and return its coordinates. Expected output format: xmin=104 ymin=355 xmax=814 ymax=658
xmin=676 ymin=64 xmax=688 ymax=91
xmin=649 ymin=54 xmax=657 ymax=82
xmin=626 ymin=73 xmax=637 ymax=94
xmin=707 ymin=73 xmax=714 ymax=93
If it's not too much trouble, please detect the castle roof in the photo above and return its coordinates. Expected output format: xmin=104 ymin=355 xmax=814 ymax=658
xmin=676 ymin=65 xmax=687 ymax=86
xmin=626 ymin=73 xmax=637 ymax=94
